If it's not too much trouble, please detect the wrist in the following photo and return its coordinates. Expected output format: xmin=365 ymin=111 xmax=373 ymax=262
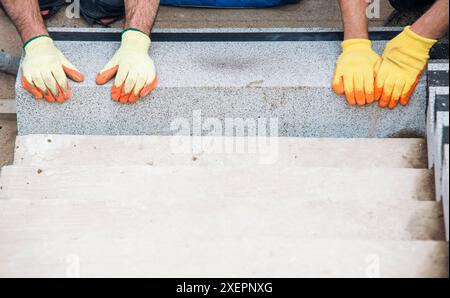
xmin=402 ymin=26 xmax=437 ymax=51
xmin=122 ymin=28 xmax=151 ymax=50
xmin=23 ymin=35 xmax=53 ymax=53
xmin=342 ymin=39 xmax=373 ymax=52
xmin=344 ymin=29 xmax=369 ymax=41
xmin=20 ymin=26 xmax=49 ymax=45
xmin=122 ymin=28 xmax=148 ymax=36
xmin=123 ymin=25 xmax=150 ymax=36
xmin=410 ymin=20 xmax=447 ymax=40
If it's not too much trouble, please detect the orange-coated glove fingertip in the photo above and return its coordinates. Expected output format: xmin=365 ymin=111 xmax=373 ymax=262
xmin=55 ymin=83 xmax=66 ymax=103
xmin=366 ymin=92 xmax=375 ymax=104
xmin=332 ymin=76 xmax=345 ymax=95
xmin=400 ymin=94 xmax=412 ymax=106
xmin=378 ymin=96 xmax=390 ymax=108
xmin=128 ymin=92 xmax=138 ymax=104
xmin=400 ymin=77 xmax=420 ymax=106
xmin=378 ymin=102 xmax=387 ymax=108
xmin=344 ymin=89 xmax=356 ymax=106
xmin=21 ymin=76 xmax=44 ymax=100
xmin=63 ymin=66 xmax=84 ymax=83
xmin=355 ymin=90 xmax=366 ymax=106
xmin=139 ymin=76 xmax=158 ymax=98
xmin=96 ymin=66 xmax=119 ymax=85
xmin=388 ymin=100 xmax=399 ymax=109
xmin=44 ymin=90 xmax=56 ymax=103
xmin=119 ymin=94 xmax=130 ymax=104
xmin=64 ymin=84 xmax=72 ymax=99
xmin=374 ymin=86 xmax=383 ymax=101
xmin=111 ymin=84 xmax=123 ymax=101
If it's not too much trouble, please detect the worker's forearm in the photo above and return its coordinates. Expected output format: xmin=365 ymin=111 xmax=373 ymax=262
xmin=339 ymin=0 xmax=369 ymax=40
xmin=124 ymin=0 xmax=159 ymax=35
xmin=411 ymin=0 xmax=449 ymax=39
xmin=0 ymin=0 xmax=48 ymax=43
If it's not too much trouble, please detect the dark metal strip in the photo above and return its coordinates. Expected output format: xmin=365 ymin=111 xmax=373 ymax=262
xmin=429 ymin=70 xmax=450 ymax=87
xmin=48 ymin=30 xmax=449 ymax=59
xmin=435 ymin=95 xmax=449 ymax=119
xmin=50 ymin=30 xmax=402 ymax=42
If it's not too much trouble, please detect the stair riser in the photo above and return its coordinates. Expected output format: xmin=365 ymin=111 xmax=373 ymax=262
xmin=0 ymin=239 xmax=448 ymax=278
xmin=0 ymin=167 xmax=435 ymax=202
xmin=0 ymin=199 xmax=445 ymax=244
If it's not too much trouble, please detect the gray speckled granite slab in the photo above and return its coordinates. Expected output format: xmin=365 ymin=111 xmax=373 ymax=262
xmin=16 ymin=35 xmax=427 ymax=137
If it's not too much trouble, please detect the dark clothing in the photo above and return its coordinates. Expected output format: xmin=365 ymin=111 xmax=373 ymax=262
xmin=388 ymin=0 xmax=435 ymax=11
xmin=0 ymin=0 xmax=125 ymax=24
xmin=79 ymin=0 xmax=125 ymax=24
xmin=157 ymin=0 xmax=300 ymax=8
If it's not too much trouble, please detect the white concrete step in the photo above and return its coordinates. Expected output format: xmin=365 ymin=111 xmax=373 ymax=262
xmin=0 ymin=233 xmax=447 ymax=278
xmin=13 ymin=135 xmax=428 ymax=168
xmin=0 ymin=188 xmax=444 ymax=241
xmin=0 ymin=166 xmax=435 ymax=202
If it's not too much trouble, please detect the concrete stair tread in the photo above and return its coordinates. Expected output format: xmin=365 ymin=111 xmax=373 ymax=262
xmin=0 ymin=192 xmax=445 ymax=241
xmin=52 ymin=38 xmax=388 ymax=89
xmin=0 ymin=236 xmax=447 ymax=278
xmin=0 ymin=165 xmax=434 ymax=202
xmin=14 ymin=135 xmax=428 ymax=168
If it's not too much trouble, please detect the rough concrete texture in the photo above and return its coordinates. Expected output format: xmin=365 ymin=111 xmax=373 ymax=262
xmin=0 ymin=99 xmax=15 ymax=114
xmin=16 ymin=37 xmax=427 ymax=137
xmin=0 ymin=166 xmax=443 ymax=239
xmin=0 ymin=115 xmax=17 ymax=168
xmin=0 ymin=236 xmax=447 ymax=278
xmin=0 ymin=165 xmax=436 ymax=203
xmin=13 ymin=135 xmax=428 ymax=168
xmin=0 ymin=163 xmax=447 ymax=277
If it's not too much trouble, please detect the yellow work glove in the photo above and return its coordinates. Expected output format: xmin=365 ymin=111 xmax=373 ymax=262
xmin=96 ymin=29 xmax=157 ymax=104
xmin=21 ymin=35 xmax=84 ymax=103
xmin=375 ymin=26 xmax=437 ymax=109
xmin=332 ymin=39 xmax=381 ymax=106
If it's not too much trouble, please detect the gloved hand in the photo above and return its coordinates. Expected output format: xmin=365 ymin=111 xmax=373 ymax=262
xmin=332 ymin=39 xmax=381 ymax=106
xmin=96 ymin=29 xmax=157 ymax=104
xmin=375 ymin=26 xmax=437 ymax=109
xmin=21 ymin=36 xmax=84 ymax=103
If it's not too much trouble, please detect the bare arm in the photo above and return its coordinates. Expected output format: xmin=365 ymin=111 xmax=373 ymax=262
xmin=338 ymin=0 xmax=369 ymax=40
xmin=124 ymin=0 xmax=160 ymax=35
xmin=411 ymin=0 xmax=449 ymax=39
xmin=0 ymin=0 xmax=48 ymax=43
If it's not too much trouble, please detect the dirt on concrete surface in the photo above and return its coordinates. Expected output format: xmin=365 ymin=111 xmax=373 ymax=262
xmin=0 ymin=114 xmax=17 ymax=167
